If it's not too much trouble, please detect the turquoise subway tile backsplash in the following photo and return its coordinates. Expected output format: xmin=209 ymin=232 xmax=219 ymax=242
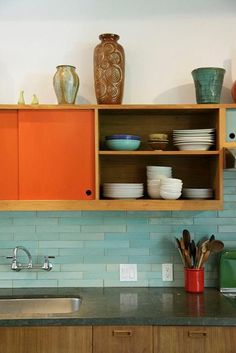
xmin=0 ymin=171 xmax=236 ymax=288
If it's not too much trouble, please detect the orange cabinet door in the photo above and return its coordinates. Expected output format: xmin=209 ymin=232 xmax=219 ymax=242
xmin=19 ymin=109 xmax=95 ymax=200
xmin=0 ymin=110 xmax=18 ymax=199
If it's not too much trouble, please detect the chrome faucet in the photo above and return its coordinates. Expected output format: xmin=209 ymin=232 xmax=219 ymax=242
xmin=7 ymin=246 xmax=33 ymax=271
xmin=7 ymin=246 xmax=55 ymax=271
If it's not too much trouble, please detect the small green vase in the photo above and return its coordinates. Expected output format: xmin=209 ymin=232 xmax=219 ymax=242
xmin=191 ymin=67 xmax=225 ymax=104
xmin=53 ymin=65 xmax=79 ymax=104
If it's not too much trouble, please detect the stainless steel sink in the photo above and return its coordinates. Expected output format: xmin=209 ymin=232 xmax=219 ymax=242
xmin=0 ymin=297 xmax=81 ymax=314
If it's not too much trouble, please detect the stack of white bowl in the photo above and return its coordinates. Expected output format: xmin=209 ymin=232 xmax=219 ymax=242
xmin=160 ymin=178 xmax=183 ymax=200
xmin=146 ymin=166 xmax=172 ymax=199
xmin=103 ymin=183 xmax=144 ymax=199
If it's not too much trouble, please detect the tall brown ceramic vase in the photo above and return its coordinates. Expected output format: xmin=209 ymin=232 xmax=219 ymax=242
xmin=94 ymin=33 xmax=125 ymax=104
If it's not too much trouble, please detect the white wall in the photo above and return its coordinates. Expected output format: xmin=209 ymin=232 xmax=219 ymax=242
xmin=0 ymin=0 xmax=236 ymax=104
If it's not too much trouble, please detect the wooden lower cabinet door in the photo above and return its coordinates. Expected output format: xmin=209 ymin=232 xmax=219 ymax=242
xmin=0 ymin=326 xmax=92 ymax=353
xmin=154 ymin=326 xmax=236 ymax=353
xmin=93 ymin=326 xmax=153 ymax=353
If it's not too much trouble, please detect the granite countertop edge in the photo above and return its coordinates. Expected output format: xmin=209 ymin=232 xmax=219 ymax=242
xmin=0 ymin=287 xmax=235 ymax=327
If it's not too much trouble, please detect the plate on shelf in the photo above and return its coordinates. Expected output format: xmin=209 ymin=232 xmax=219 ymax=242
xmin=174 ymin=142 xmax=213 ymax=151
xmin=182 ymin=188 xmax=213 ymax=199
xmin=173 ymin=128 xmax=215 ymax=134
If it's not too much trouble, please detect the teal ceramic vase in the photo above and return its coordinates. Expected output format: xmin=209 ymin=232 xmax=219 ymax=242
xmin=191 ymin=67 xmax=225 ymax=104
xmin=53 ymin=65 xmax=79 ymax=104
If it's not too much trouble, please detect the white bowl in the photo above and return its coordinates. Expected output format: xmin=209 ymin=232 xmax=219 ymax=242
xmin=147 ymin=173 xmax=170 ymax=179
xmin=146 ymin=166 xmax=172 ymax=170
xmin=147 ymin=180 xmax=161 ymax=185
xmin=147 ymin=189 xmax=161 ymax=199
xmin=160 ymin=178 xmax=182 ymax=184
xmin=160 ymin=186 xmax=182 ymax=193
xmin=160 ymin=190 xmax=182 ymax=200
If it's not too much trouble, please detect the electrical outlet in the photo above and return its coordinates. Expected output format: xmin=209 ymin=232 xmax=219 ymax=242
xmin=162 ymin=263 xmax=173 ymax=281
xmin=120 ymin=264 xmax=137 ymax=281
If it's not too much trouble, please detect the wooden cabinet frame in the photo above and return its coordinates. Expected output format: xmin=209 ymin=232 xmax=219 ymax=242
xmin=0 ymin=103 xmax=233 ymax=211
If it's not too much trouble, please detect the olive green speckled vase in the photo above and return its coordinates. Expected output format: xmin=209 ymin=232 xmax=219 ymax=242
xmin=53 ymin=65 xmax=79 ymax=104
xmin=191 ymin=67 xmax=225 ymax=104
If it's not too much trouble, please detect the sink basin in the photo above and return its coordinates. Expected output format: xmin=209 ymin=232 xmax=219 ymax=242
xmin=0 ymin=297 xmax=81 ymax=315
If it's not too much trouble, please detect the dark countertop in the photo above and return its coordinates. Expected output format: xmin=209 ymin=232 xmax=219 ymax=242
xmin=0 ymin=287 xmax=235 ymax=327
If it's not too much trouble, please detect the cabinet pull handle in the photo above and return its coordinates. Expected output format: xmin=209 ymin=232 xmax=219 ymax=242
xmin=112 ymin=330 xmax=133 ymax=337
xmin=188 ymin=331 xmax=207 ymax=338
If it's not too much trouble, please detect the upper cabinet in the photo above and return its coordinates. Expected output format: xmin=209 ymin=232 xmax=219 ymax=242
xmin=0 ymin=104 xmax=229 ymax=211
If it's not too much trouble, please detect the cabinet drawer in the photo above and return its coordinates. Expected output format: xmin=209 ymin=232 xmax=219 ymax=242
xmin=93 ymin=326 xmax=153 ymax=353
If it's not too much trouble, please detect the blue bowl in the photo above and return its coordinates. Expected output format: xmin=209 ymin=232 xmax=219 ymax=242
xmin=105 ymin=134 xmax=141 ymax=140
xmin=106 ymin=139 xmax=141 ymax=151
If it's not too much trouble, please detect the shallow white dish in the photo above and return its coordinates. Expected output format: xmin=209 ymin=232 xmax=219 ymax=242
xmin=174 ymin=137 xmax=214 ymax=142
xmin=173 ymin=128 xmax=215 ymax=134
xmin=182 ymin=188 xmax=213 ymax=199
xmin=174 ymin=143 xmax=212 ymax=151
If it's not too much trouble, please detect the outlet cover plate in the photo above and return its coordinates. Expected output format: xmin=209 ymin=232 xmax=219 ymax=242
xmin=162 ymin=263 xmax=173 ymax=281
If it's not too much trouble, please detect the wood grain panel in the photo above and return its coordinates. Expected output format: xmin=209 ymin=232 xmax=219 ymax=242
xmin=154 ymin=326 xmax=207 ymax=353
xmin=93 ymin=326 xmax=153 ymax=353
xmin=0 ymin=326 xmax=92 ymax=353
xmin=154 ymin=326 xmax=236 ymax=353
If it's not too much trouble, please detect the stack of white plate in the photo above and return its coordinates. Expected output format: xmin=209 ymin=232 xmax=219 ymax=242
xmin=182 ymin=188 xmax=213 ymax=199
xmin=103 ymin=183 xmax=144 ymax=199
xmin=146 ymin=166 xmax=172 ymax=199
xmin=173 ymin=128 xmax=215 ymax=151
xmin=160 ymin=178 xmax=183 ymax=200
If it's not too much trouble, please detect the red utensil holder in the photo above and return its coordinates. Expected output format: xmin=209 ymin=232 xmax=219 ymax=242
xmin=184 ymin=268 xmax=204 ymax=293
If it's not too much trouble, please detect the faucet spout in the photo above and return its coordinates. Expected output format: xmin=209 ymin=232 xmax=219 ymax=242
xmin=12 ymin=246 xmax=33 ymax=271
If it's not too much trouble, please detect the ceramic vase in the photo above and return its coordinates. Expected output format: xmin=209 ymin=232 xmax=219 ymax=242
xmin=53 ymin=65 xmax=79 ymax=104
xmin=94 ymin=33 xmax=125 ymax=104
xmin=191 ymin=67 xmax=225 ymax=104
xmin=231 ymin=81 xmax=236 ymax=102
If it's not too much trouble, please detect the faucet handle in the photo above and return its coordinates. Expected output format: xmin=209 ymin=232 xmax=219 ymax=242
xmin=42 ymin=255 xmax=55 ymax=271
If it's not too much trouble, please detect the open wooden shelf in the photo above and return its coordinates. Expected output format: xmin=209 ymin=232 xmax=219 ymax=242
xmin=0 ymin=199 xmax=223 ymax=211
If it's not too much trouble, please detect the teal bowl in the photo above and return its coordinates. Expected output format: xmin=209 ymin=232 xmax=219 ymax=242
xmin=106 ymin=139 xmax=141 ymax=151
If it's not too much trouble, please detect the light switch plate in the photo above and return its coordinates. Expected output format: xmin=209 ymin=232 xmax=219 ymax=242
xmin=120 ymin=264 xmax=137 ymax=281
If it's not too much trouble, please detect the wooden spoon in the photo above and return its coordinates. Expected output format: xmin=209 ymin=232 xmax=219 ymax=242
xmin=207 ymin=240 xmax=224 ymax=253
xmin=175 ymin=237 xmax=185 ymax=266
xmin=197 ymin=240 xmax=209 ymax=269
xmin=180 ymin=238 xmax=192 ymax=268
xmin=200 ymin=249 xmax=211 ymax=267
